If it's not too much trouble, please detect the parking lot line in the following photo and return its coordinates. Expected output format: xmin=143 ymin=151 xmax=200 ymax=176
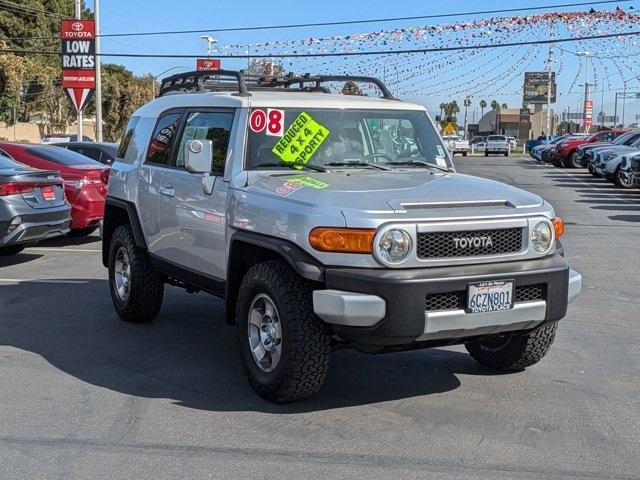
xmin=28 ymin=248 xmax=100 ymax=253
xmin=551 ymin=168 xmax=639 ymax=205
xmin=0 ymin=278 xmax=90 ymax=284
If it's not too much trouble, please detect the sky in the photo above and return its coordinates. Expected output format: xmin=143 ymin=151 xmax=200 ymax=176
xmin=84 ymin=0 xmax=640 ymax=124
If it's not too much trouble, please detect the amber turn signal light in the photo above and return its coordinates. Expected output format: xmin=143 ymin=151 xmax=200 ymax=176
xmin=309 ymin=227 xmax=376 ymax=253
xmin=552 ymin=217 xmax=565 ymax=239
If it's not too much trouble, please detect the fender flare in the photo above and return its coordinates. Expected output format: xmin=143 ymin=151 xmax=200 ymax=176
xmin=102 ymin=196 xmax=147 ymax=266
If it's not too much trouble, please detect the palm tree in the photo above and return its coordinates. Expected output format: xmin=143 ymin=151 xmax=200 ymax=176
xmin=443 ymin=101 xmax=460 ymax=121
xmin=490 ymin=100 xmax=500 ymax=110
xmin=480 ymin=99 xmax=487 ymax=117
xmin=501 ymin=103 xmax=508 ymax=109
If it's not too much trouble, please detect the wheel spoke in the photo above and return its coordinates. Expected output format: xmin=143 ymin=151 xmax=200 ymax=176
xmin=249 ymin=309 xmax=262 ymax=327
xmin=264 ymin=300 xmax=275 ymax=319
xmin=269 ymin=347 xmax=281 ymax=369
xmin=252 ymin=342 xmax=266 ymax=362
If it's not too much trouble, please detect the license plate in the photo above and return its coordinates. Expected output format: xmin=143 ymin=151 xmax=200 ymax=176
xmin=41 ymin=186 xmax=55 ymax=201
xmin=467 ymin=280 xmax=514 ymax=313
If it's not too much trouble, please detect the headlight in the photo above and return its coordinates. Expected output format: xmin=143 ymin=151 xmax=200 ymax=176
xmin=376 ymin=228 xmax=412 ymax=264
xmin=531 ymin=221 xmax=553 ymax=254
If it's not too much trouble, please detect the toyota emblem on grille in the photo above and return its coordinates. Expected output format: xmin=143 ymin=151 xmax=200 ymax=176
xmin=452 ymin=235 xmax=493 ymax=249
xmin=71 ymin=22 xmax=84 ymax=31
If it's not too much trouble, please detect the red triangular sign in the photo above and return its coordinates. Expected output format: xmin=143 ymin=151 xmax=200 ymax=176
xmin=65 ymin=88 xmax=94 ymax=112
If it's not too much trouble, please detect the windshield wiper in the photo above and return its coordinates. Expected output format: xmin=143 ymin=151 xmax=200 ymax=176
xmin=325 ymin=161 xmax=390 ymax=170
xmin=384 ymin=159 xmax=452 ymax=173
xmin=255 ymin=162 xmax=327 ymax=172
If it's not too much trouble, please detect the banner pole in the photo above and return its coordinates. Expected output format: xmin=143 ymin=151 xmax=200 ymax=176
xmin=75 ymin=0 xmax=83 ymax=141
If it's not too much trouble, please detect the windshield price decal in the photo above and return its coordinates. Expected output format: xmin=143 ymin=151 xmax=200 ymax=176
xmin=272 ymin=112 xmax=330 ymax=169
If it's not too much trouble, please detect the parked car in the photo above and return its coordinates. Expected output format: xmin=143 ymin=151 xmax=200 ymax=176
xmin=526 ymin=135 xmax=557 ymax=153
xmin=592 ymin=134 xmax=640 ymax=177
xmin=41 ymin=134 xmax=93 ymax=144
xmin=474 ymin=141 xmax=486 ymax=152
xmin=442 ymin=135 xmax=470 ymax=156
xmin=0 ymin=151 xmax=71 ymax=255
xmin=506 ymin=136 xmax=517 ymax=149
xmin=581 ymin=130 xmax=640 ymax=171
xmin=0 ymin=143 xmax=110 ymax=236
xmin=531 ymin=135 xmax=571 ymax=161
xmin=102 ymin=70 xmax=580 ymax=403
xmin=485 ymin=135 xmax=509 ymax=156
xmin=628 ymin=155 xmax=640 ymax=186
xmin=608 ymin=151 xmax=640 ymax=188
xmin=549 ymin=130 xmax=624 ymax=168
xmin=58 ymin=142 xmax=119 ymax=165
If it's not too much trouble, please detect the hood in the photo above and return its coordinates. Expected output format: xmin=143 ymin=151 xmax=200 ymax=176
xmin=597 ymin=145 xmax=639 ymax=156
xmin=248 ymin=170 xmax=544 ymax=217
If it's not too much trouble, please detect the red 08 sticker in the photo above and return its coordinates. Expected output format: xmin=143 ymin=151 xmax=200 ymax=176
xmin=249 ymin=109 xmax=267 ymax=133
xmin=266 ymin=108 xmax=285 ymax=137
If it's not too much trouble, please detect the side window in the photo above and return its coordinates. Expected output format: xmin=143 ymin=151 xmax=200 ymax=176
xmin=81 ymin=148 xmax=103 ymax=162
xmin=145 ymin=113 xmax=182 ymax=166
xmin=175 ymin=111 xmax=234 ymax=172
xmin=117 ymin=116 xmax=140 ymax=159
xmin=100 ymin=151 xmax=114 ymax=164
xmin=601 ymin=133 xmax=614 ymax=142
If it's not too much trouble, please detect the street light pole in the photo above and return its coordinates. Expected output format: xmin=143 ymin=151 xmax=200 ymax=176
xmin=622 ymin=80 xmax=627 ymax=128
xmin=545 ymin=22 xmax=554 ymax=148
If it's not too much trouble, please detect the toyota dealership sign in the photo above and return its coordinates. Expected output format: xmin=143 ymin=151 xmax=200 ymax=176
xmin=60 ymin=19 xmax=96 ymax=112
xmin=196 ymin=58 xmax=221 ymax=71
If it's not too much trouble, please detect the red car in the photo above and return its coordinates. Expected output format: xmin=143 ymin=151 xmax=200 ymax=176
xmin=549 ymin=130 xmax=626 ymax=168
xmin=0 ymin=143 xmax=109 ymax=236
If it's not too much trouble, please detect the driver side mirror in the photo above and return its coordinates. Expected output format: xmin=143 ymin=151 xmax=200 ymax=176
xmin=184 ymin=139 xmax=212 ymax=174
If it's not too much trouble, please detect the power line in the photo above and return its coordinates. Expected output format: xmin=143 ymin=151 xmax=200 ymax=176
xmin=0 ymin=0 xmax=633 ymax=41
xmin=3 ymin=30 xmax=640 ymax=59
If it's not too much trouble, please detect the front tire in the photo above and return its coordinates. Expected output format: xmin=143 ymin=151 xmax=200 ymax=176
xmin=108 ymin=224 xmax=164 ymax=323
xmin=462 ymin=152 xmax=467 ymax=157
xmin=0 ymin=245 xmax=25 ymax=256
xmin=465 ymin=322 xmax=558 ymax=371
xmin=568 ymin=151 xmax=581 ymax=168
xmin=237 ymin=260 xmax=331 ymax=403
xmin=614 ymin=167 xmax=635 ymax=189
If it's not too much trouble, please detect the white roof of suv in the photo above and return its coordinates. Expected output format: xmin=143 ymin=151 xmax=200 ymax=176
xmin=135 ymin=91 xmax=427 ymax=117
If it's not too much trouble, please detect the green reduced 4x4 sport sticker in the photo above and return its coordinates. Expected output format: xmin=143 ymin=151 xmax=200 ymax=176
xmin=271 ymin=112 xmax=330 ymax=169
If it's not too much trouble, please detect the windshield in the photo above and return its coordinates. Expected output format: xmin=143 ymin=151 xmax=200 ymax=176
xmin=613 ymin=132 xmax=639 ymax=145
xmin=487 ymin=135 xmax=505 ymax=141
xmin=246 ymin=108 xmax=450 ymax=171
xmin=27 ymin=146 xmax=102 ymax=167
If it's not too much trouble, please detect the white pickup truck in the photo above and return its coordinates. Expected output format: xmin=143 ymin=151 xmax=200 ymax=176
xmin=485 ymin=135 xmax=510 ymax=157
xmin=442 ymin=135 xmax=470 ymax=156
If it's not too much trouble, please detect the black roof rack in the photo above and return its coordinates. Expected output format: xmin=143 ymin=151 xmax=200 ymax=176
xmin=157 ymin=70 xmax=394 ymax=99
xmin=158 ymin=70 xmax=249 ymax=97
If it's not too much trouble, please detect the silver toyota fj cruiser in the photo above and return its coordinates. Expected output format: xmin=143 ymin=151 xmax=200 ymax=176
xmin=102 ymin=71 xmax=581 ymax=403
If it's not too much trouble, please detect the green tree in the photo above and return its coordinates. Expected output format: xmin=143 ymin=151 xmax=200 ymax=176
xmin=99 ymin=64 xmax=150 ymax=141
xmin=479 ymin=99 xmax=487 ymax=117
xmin=501 ymin=102 xmax=508 ymax=109
xmin=490 ymin=100 xmax=500 ymax=110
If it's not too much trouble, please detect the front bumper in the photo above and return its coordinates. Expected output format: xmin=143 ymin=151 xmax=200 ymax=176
xmin=313 ymin=254 xmax=579 ymax=347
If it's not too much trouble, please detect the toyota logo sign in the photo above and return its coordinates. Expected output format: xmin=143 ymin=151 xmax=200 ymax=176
xmin=71 ymin=22 xmax=84 ymax=31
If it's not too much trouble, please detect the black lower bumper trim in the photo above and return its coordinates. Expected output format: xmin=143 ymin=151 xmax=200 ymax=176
xmin=324 ymin=254 xmax=569 ymax=347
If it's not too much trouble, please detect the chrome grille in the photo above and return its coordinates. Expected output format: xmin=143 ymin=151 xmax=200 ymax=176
xmin=416 ymin=228 xmax=523 ymax=259
xmin=425 ymin=284 xmax=545 ymax=312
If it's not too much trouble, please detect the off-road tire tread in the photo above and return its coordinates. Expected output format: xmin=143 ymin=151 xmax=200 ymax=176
xmin=109 ymin=224 xmax=164 ymax=323
xmin=237 ymin=260 xmax=331 ymax=403
xmin=465 ymin=322 xmax=558 ymax=371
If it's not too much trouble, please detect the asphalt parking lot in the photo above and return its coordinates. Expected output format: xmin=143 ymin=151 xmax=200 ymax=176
xmin=0 ymin=156 xmax=638 ymax=479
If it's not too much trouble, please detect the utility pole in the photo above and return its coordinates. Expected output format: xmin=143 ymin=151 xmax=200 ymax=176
xmin=622 ymin=80 xmax=627 ymax=128
xmin=613 ymin=92 xmax=618 ymax=127
xmin=75 ymin=0 xmax=83 ymax=141
xmin=545 ymin=22 xmax=554 ymax=148
xmin=94 ymin=0 xmax=103 ymax=142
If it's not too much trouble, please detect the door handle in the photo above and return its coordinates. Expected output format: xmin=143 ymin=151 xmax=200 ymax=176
xmin=159 ymin=186 xmax=175 ymax=197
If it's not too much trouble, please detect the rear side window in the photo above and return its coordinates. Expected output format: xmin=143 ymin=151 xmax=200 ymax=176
xmin=117 ymin=116 xmax=140 ymax=159
xmin=146 ymin=113 xmax=182 ymax=166
xmin=26 ymin=146 xmax=101 ymax=166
